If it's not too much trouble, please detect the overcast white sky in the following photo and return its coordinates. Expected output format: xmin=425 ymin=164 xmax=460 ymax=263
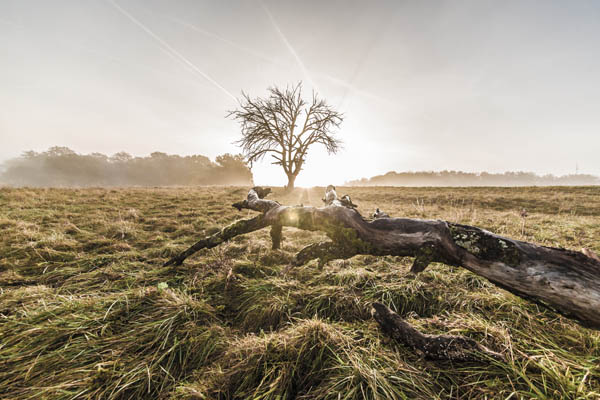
xmin=1 ymin=0 xmax=599 ymax=186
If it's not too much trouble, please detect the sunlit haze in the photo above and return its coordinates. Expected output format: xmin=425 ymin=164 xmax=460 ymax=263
xmin=1 ymin=0 xmax=599 ymax=186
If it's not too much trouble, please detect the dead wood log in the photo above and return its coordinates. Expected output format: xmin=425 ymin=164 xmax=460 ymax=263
xmin=164 ymin=187 xmax=600 ymax=329
xmin=371 ymin=303 xmax=504 ymax=362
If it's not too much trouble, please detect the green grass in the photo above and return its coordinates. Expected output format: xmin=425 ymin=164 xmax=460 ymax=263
xmin=1 ymin=186 xmax=599 ymax=399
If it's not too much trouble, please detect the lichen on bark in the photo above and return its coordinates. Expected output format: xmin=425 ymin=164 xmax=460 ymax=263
xmin=449 ymin=223 xmax=521 ymax=266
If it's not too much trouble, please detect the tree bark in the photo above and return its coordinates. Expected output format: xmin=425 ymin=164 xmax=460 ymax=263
xmin=164 ymin=188 xmax=600 ymax=330
xmin=285 ymin=173 xmax=297 ymax=191
xmin=270 ymin=224 xmax=283 ymax=250
xmin=163 ymin=215 xmax=268 ymax=267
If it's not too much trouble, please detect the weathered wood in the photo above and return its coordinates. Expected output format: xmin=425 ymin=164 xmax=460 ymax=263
xmin=373 ymin=208 xmax=390 ymax=219
xmin=163 ymin=215 xmax=268 ymax=267
xmin=583 ymin=248 xmax=600 ymax=262
xmin=232 ymin=187 xmax=279 ymax=213
xmin=295 ymin=241 xmax=357 ymax=268
xmin=339 ymin=195 xmax=358 ymax=209
xmin=371 ymin=303 xmax=504 ymax=362
xmin=252 ymin=186 xmax=272 ymax=199
xmin=165 ymin=187 xmax=600 ymax=329
xmin=270 ymin=224 xmax=283 ymax=250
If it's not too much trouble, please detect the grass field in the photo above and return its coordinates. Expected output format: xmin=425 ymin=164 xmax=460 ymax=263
xmin=1 ymin=186 xmax=599 ymax=399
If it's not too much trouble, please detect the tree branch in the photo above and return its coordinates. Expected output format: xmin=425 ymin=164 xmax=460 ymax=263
xmin=294 ymin=241 xmax=358 ymax=268
xmin=163 ymin=215 xmax=268 ymax=267
xmin=371 ymin=303 xmax=504 ymax=362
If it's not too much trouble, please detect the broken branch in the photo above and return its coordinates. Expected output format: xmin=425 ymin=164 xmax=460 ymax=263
xmin=163 ymin=215 xmax=268 ymax=267
xmin=371 ymin=302 xmax=504 ymax=362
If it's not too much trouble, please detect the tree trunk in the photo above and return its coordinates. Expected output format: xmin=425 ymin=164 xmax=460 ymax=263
xmin=285 ymin=173 xmax=297 ymax=191
xmin=164 ymin=188 xmax=600 ymax=330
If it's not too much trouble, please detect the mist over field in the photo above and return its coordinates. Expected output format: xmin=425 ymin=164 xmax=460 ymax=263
xmin=2 ymin=147 xmax=599 ymax=187
xmin=346 ymin=170 xmax=600 ymax=187
xmin=0 ymin=147 xmax=253 ymax=187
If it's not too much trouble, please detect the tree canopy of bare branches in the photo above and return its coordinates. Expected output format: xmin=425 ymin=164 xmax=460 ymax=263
xmin=228 ymin=83 xmax=343 ymax=190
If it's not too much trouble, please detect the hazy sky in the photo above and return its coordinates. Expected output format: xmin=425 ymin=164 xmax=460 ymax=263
xmin=1 ymin=0 xmax=599 ymax=186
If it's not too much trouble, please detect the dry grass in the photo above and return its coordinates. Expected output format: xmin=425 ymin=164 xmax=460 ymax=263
xmin=1 ymin=185 xmax=599 ymax=399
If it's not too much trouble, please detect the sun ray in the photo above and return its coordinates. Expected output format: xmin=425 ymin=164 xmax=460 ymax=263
xmin=258 ymin=0 xmax=317 ymax=90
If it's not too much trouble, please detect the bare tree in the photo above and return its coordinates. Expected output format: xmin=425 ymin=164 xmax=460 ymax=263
xmin=228 ymin=82 xmax=343 ymax=190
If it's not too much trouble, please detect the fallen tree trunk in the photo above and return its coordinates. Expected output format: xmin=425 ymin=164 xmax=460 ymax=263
xmin=164 ymin=188 xmax=600 ymax=330
xmin=371 ymin=302 xmax=504 ymax=361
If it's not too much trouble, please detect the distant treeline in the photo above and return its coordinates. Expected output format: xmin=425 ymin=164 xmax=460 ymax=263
xmin=346 ymin=170 xmax=600 ymax=187
xmin=0 ymin=147 xmax=254 ymax=187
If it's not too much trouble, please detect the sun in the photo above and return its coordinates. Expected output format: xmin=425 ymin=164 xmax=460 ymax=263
xmin=251 ymin=149 xmax=351 ymax=188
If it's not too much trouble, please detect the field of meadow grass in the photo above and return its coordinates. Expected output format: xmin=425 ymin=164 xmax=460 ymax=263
xmin=1 ymin=185 xmax=599 ymax=399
